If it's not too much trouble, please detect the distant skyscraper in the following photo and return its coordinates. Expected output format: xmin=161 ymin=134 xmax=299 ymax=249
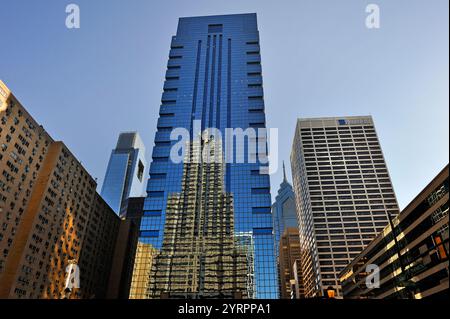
xmin=131 ymin=13 xmax=278 ymax=298
xmin=272 ymin=162 xmax=298 ymax=252
xmin=101 ymin=132 xmax=146 ymax=214
xmin=278 ymin=227 xmax=304 ymax=299
xmin=290 ymin=116 xmax=399 ymax=298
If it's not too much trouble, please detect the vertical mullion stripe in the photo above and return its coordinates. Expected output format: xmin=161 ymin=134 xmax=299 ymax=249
xmin=208 ymin=35 xmax=217 ymax=128
xmin=191 ymin=40 xmax=202 ymax=136
xmin=201 ymin=35 xmax=211 ymax=132
xmin=216 ymin=35 xmax=223 ymax=131
xmin=226 ymin=38 xmax=232 ymax=192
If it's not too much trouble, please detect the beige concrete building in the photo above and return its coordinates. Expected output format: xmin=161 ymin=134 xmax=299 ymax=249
xmin=290 ymin=116 xmax=399 ymax=297
xmin=0 ymin=81 xmax=53 ymax=281
xmin=0 ymin=80 xmax=125 ymax=299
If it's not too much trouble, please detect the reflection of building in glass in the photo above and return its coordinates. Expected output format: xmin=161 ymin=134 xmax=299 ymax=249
xmin=272 ymin=162 xmax=298 ymax=293
xmin=101 ymin=132 xmax=146 ymax=214
xmin=273 ymin=162 xmax=298 ymax=244
xmin=132 ymin=13 xmax=278 ymax=299
xmin=339 ymin=165 xmax=449 ymax=299
xmin=148 ymin=138 xmax=251 ymax=298
xmin=291 ymin=116 xmax=400 ymax=298
xmin=279 ymin=227 xmax=304 ymax=299
xmin=129 ymin=242 xmax=158 ymax=299
xmin=235 ymin=232 xmax=256 ymax=299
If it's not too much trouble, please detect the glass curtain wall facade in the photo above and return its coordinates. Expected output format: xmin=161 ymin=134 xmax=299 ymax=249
xmin=131 ymin=13 xmax=278 ymax=299
xmin=101 ymin=132 xmax=146 ymax=214
xmin=148 ymin=138 xmax=252 ymax=298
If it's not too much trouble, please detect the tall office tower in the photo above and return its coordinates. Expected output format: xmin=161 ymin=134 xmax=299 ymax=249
xmin=290 ymin=116 xmax=399 ymax=298
xmin=101 ymin=132 xmax=146 ymax=214
xmin=279 ymin=227 xmax=304 ymax=299
xmin=0 ymin=80 xmax=122 ymax=299
xmin=147 ymin=138 xmax=252 ymax=298
xmin=132 ymin=14 xmax=278 ymax=298
xmin=272 ymin=162 xmax=298 ymax=255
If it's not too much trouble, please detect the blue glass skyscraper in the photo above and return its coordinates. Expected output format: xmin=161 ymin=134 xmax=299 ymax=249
xmin=130 ymin=13 xmax=278 ymax=299
xmin=101 ymin=132 xmax=147 ymax=214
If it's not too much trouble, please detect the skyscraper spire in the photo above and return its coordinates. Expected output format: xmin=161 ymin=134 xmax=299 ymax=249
xmin=283 ymin=161 xmax=287 ymax=183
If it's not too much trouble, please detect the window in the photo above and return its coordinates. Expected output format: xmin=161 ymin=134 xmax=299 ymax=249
xmin=208 ymin=24 xmax=223 ymax=33
xmin=152 ymin=156 xmax=169 ymax=163
xmin=137 ymin=160 xmax=144 ymax=181
xmin=150 ymin=173 xmax=166 ymax=180
xmin=148 ymin=191 xmax=164 ymax=198
xmin=253 ymin=227 xmax=273 ymax=235
xmin=155 ymin=141 xmax=171 ymax=147
xmin=140 ymin=230 xmax=159 ymax=237
xmin=251 ymin=187 xmax=270 ymax=195
xmin=252 ymin=207 xmax=271 ymax=214
xmin=143 ymin=210 xmax=162 ymax=217
xmin=251 ymin=169 xmax=265 ymax=175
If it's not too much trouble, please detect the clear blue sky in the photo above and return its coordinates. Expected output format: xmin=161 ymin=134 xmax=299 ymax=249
xmin=0 ymin=0 xmax=448 ymax=209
